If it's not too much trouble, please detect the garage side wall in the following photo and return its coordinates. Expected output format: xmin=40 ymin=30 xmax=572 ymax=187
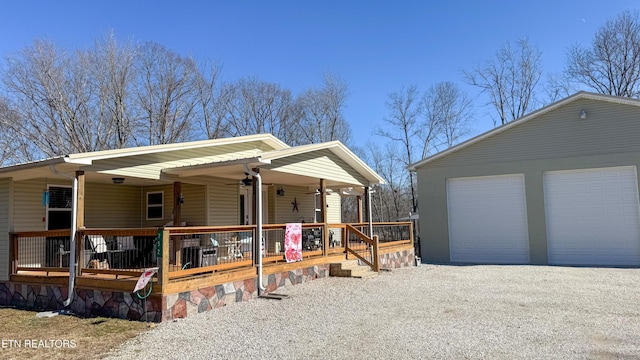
xmin=416 ymin=98 xmax=640 ymax=264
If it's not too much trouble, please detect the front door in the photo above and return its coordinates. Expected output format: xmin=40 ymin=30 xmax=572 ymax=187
xmin=239 ymin=186 xmax=268 ymax=225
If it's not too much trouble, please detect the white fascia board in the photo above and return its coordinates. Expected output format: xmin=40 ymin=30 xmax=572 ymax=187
xmin=68 ymin=134 xmax=288 ymax=162
xmin=0 ymin=156 xmax=69 ymax=175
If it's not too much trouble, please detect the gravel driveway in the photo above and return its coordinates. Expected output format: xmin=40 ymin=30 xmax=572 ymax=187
xmin=104 ymin=265 xmax=640 ymax=359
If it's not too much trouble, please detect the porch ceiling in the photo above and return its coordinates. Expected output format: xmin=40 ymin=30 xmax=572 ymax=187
xmin=162 ymin=141 xmax=385 ymax=189
xmin=168 ymin=163 xmax=362 ymax=189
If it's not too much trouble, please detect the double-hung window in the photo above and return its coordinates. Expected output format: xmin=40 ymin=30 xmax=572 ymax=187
xmin=47 ymin=185 xmax=72 ymax=230
xmin=146 ymin=191 xmax=164 ymax=220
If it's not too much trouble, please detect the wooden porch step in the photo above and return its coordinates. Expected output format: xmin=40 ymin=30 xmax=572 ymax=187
xmin=329 ymin=259 xmax=378 ymax=279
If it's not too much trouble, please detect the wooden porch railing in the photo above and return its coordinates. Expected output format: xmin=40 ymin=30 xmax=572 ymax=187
xmin=10 ymin=228 xmax=158 ymax=278
xmin=9 ymin=221 xmax=413 ymax=293
xmin=345 ymin=224 xmax=379 ymax=272
xmin=163 ymin=223 xmax=333 ymax=281
xmin=78 ymin=228 xmax=158 ymax=278
xmin=9 ymin=230 xmax=72 ymax=276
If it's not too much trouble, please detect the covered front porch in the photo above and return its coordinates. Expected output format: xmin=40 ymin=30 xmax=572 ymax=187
xmin=6 ymin=221 xmax=414 ymax=321
xmin=0 ymin=135 xmax=415 ymax=321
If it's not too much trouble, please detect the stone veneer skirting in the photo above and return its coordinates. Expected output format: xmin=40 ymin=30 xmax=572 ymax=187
xmin=378 ymin=248 xmax=415 ymax=269
xmin=163 ymin=264 xmax=330 ymax=321
xmin=0 ymin=264 xmax=329 ymax=322
xmin=0 ymin=249 xmax=415 ymax=322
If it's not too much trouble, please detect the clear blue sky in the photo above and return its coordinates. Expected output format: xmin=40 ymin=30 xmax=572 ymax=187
xmin=1 ymin=1 xmax=638 ymax=149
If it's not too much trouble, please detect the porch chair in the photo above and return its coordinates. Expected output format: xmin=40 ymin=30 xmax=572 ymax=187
xmin=86 ymin=234 xmax=112 ymax=269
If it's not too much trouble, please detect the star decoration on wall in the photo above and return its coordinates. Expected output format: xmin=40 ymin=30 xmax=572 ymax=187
xmin=291 ymin=197 xmax=299 ymax=212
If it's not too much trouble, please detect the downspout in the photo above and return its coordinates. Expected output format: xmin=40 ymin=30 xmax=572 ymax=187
xmin=49 ymin=165 xmax=78 ymax=307
xmin=244 ymin=164 xmax=266 ymax=293
xmin=367 ymin=186 xmax=373 ymax=237
xmin=367 ymin=185 xmax=379 ymax=271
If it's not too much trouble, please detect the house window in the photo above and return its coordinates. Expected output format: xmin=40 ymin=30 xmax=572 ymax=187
xmin=47 ymin=185 xmax=72 ymax=230
xmin=147 ymin=191 xmax=164 ymax=220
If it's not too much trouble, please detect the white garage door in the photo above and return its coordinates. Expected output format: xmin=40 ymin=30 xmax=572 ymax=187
xmin=447 ymin=174 xmax=530 ymax=264
xmin=544 ymin=166 xmax=640 ymax=266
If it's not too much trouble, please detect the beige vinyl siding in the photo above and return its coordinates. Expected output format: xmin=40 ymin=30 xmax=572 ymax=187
xmin=426 ymin=98 xmax=640 ymax=169
xmin=0 ymin=178 xmax=11 ymax=280
xmin=180 ymin=183 xmax=207 ymax=226
xmin=141 ymin=185 xmax=174 ymax=227
xmin=268 ymin=186 xmax=275 ymax=224
xmin=13 ymin=179 xmax=50 ymax=268
xmin=140 ymin=183 xmax=206 ymax=227
xmin=267 ymin=149 xmax=369 ymax=186
xmin=13 ymin=179 xmax=48 ymax=232
xmin=206 ymin=177 xmax=239 ymax=226
xmin=326 ymin=192 xmax=342 ymax=223
xmin=274 ymin=186 xmax=315 ymax=224
xmin=85 ymin=183 xmax=142 ymax=228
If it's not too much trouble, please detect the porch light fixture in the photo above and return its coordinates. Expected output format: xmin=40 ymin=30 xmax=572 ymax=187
xmin=277 ymin=188 xmax=285 ymax=196
xmin=580 ymin=109 xmax=587 ymax=120
xmin=112 ymin=177 xmax=125 ymax=184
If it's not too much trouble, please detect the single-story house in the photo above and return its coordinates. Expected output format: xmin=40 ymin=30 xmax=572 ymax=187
xmin=0 ymin=133 xmax=415 ymax=321
xmin=409 ymin=92 xmax=640 ymax=266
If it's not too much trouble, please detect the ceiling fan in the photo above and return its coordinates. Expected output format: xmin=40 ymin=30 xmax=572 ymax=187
xmin=241 ymin=174 xmax=252 ymax=186
xmin=305 ymin=188 xmax=335 ymax=195
xmin=224 ymin=173 xmax=253 ymax=186
xmin=224 ymin=173 xmax=273 ymax=186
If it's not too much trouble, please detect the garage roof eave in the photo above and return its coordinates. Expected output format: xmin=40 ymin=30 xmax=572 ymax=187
xmin=408 ymin=91 xmax=640 ymax=170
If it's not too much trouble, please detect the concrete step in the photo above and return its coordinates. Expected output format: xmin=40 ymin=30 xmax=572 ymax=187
xmin=352 ymin=270 xmax=378 ymax=279
xmin=348 ymin=266 xmax=378 ymax=278
xmin=335 ymin=259 xmax=360 ymax=269
xmin=329 ymin=260 xmax=378 ymax=278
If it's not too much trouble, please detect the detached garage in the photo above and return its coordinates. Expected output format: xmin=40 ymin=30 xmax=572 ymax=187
xmin=409 ymin=92 xmax=640 ymax=266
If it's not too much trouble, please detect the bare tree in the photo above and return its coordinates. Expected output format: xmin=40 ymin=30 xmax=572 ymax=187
xmin=375 ymin=85 xmax=422 ymax=213
xmin=363 ymin=142 xmax=412 ymax=222
xmin=377 ymin=85 xmax=421 ymax=163
xmin=566 ymin=10 xmax=640 ymax=97
xmin=1 ymin=33 xmax=224 ymax=160
xmin=135 ymin=42 xmax=199 ymax=145
xmin=222 ymin=77 xmax=296 ymax=142
xmin=542 ymin=72 xmax=579 ymax=104
xmin=375 ymin=82 xmax=474 ymax=219
xmin=422 ymin=82 xmax=473 ymax=148
xmin=2 ymin=39 xmax=100 ymax=157
xmin=0 ymin=97 xmax=31 ymax=165
xmin=193 ymin=60 xmax=228 ymax=139
xmin=465 ymin=38 xmax=542 ymax=125
xmin=294 ymin=73 xmax=352 ymax=146
xmin=86 ymin=30 xmax=138 ymax=148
